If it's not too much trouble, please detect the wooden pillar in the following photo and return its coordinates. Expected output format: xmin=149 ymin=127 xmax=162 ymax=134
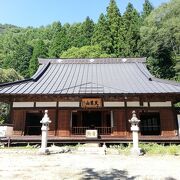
xmin=111 ymin=110 xmax=113 ymax=129
xmin=55 ymin=101 xmax=58 ymax=136
xmin=9 ymin=102 xmax=13 ymax=124
xmin=124 ymin=98 xmax=128 ymax=136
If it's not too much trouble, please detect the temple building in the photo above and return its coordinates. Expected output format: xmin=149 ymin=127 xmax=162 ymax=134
xmin=0 ymin=58 xmax=180 ymax=142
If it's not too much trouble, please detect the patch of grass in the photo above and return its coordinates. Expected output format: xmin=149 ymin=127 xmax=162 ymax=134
xmin=108 ymin=144 xmax=132 ymax=155
xmin=139 ymin=143 xmax=180 ymax=155
xmin=107 ymin=143 xmax=180 ymax=155
xmin=0 ymin=144 xmax=38 ymax=150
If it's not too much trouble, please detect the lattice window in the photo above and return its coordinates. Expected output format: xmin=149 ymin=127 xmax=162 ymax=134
xmin=140 ymin=112 xmax=161 ymax=135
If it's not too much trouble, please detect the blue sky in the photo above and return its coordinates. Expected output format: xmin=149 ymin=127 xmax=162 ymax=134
xmin=0 ymin=0 xmax=170 ymax=27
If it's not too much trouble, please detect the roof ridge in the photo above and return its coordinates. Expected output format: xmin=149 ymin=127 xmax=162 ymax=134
xmin=38 ymin=57 xmax=146 ymax=64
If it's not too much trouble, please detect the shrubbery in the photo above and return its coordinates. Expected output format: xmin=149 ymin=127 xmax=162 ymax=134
xmin=108 ymin=143 xmax=180 ymax=155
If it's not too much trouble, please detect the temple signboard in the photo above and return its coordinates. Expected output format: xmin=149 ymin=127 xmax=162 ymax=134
xmin=81 ymin=98 xmax=102 ymax=108
xmin=85 ymin=130 xmax=98 ymax=139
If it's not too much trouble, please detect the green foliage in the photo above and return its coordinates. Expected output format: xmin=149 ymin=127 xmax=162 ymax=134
xmin=92 ymin=13 xmax=113 ymax=54
xmin=174 ymin=102 xmax=180 ymax=107
xmin=61 ymin=45 xmax=112 ymax=58
xmin=120 ymin=3 xmax=141 ymax=57
xmin=139 ymin=143 xmax=180 ymax=155
xmin=108 ymin=143 xmax=180 ymax=155
xmin=107 ymin=0 xmax=121 ymax=55
xmin=2 ymin=36 xmax=33 ymax=78
xmin=142 ymin=0 xmax=154 ymax=20
xmin=0 ymin=68 xmax=23 ymax=83
xmin=0 ymin=103 xmax=10 ymax=125
xmin=0 ymin=23 xmax=20 ymax=34
xmin=174 ymin=55 xmax=180 ymax=81
xmin=0 ymin=0 xmax=179 ymax=81
xmin=108 ymin=144 xmax=132 ymax=155
xmin=0 ymin=68 xmax=22 ymax=124
xmin=29 ymin=40 xmax=48 ymax=76
xmin=81 ymin=16 xmax=94 ymax=46
xmin=147 ymin=56 xmax=175 ymax=79
xmin=140 ymin=0 xmax=179 ymax=79
xmin=48 ymin=22 xmax=69 ymax=57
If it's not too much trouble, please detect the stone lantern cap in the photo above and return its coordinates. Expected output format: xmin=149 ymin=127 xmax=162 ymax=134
xmin=129 ymin=111 xmax=140 ymax=125
xmin=40 ymin=110 xmax=51 ymax=124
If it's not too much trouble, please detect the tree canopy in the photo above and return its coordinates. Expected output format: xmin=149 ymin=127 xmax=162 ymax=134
xmin=61 ymin=45 xmax=111 ymax=59
xmin=140 ymin=0 xmax=180 ymax=79
xmin=0 ymin=68 xmax=23 ymax=83
xmin=0 ymin=0 xmax=179 ymax=81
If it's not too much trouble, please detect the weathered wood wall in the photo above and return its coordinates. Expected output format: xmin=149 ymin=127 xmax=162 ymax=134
xmin=12 ymin=107 xmax=178 ymax=139
xmin=56 ymin=110 xmax=71 ymax=136
xmin=13 ymin=110 xmax=26 ymax=135
xmin=112 ymin=110 xmax=127 ymax=136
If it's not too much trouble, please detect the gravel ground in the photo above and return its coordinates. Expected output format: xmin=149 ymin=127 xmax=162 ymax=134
xmin=0 ymin=148 xmax=180 ymax=180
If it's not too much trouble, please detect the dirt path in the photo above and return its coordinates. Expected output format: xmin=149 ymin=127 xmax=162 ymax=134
xmin=0 ymin=149 xmax=180 ymax=180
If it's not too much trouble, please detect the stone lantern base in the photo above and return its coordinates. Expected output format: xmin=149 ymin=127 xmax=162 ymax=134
xmin=131 ymin=147 xmax=143 ymax=156
xmin=38 ymin=147 xmax=50 ymax=155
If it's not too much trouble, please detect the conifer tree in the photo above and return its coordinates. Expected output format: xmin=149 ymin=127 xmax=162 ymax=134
xmin=48 ymin=22 xmax=69 ymax=57
xmin=81 ymin=16 xmax=94 ymax=46
xmin=106 ymin=0 xmax=121 ymax=55
xmin=142 ymin=0 xmax=154 ymax=20
xmin=92 ymin=13 xmax=113 ymax=54
xmin=3 ymin=37 xmax=33 ymax=78
xmin=66 ymin=23 xmax=84 ymax=48
xmin=121 ymin=3 xmax=141 ymax=57
xmin=29 ymin=40 xmax=48 ymax=76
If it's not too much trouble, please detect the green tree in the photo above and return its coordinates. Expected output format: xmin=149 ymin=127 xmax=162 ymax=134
xmin=61 ymin=45 xmax=111 ymax=58
xmin=140 ymin=0 xmax=180 ymax=79
xmin=48 ymin=21 xmax=69 ymax=57
xmin=92 ymin=13 xmax=113 ymax=54
xmin=106 ymin=0 xmax=121 ymax=55
xmin=0 ymin=68 xmax=23 ymax=83
xmin=120 ymin=3 xmax=141 ymax=57
xmin=29 ymin=40 xmax=48 ymax=76
xmin=66 ymin=23 xmax=85 ymax=48
xmin=142 ymin=0 xmax=154 ymax=20
xmin=81 ymin=16 xmax=94 ymax=46
xmin=174 ymin=55 xmax=180 ymax=81
xmin=0 ymin=67 xmax=23 ymax=125
xmin=3 ymin=36 xmax=33 ymax=78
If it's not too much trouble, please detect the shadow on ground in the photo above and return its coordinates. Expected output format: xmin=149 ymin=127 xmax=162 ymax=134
xmin=81 ymin=168 xmax=138 ymax=180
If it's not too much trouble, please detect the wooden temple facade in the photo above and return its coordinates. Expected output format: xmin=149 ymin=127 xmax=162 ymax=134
xmin=0 ymin=58 xmax=180 ymax=142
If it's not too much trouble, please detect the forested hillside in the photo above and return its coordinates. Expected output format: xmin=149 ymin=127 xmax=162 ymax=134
xmin=0 ymin=0 xmax=179 ymax=82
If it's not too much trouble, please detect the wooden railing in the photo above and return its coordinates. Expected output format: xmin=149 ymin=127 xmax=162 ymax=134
xmin=71 ymin=127 xmax=113 ymax=135
xmin=96 ymin=127 xmax=112 ymax=135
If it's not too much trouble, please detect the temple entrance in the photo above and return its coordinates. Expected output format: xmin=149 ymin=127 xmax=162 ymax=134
xmin=82 ymin=111 xmax=101 ymax=128
xmin=71 ymin=110 xmax=112 ymax=135
xmin=25 ymin=112 xmax=42 ymax=135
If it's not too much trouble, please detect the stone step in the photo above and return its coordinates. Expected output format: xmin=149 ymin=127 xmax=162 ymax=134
xmin=77 ymin=146 xmax=106 ymax=155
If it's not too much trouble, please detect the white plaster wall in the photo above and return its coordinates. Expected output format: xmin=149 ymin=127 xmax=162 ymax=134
xmin=36 ymin=102 xmax=56 ymax=107
xmin=127 ymin=101 xmax=140 ymax=107
xmin=150 ymin=101 xmax=171 ymax=107
xmin=13 ymin=102 xmax=34 ymax=107
xmin=104 ymin=102 xmax=124 ymax=107
xmin=58 ymin=102 xmax=79 ymax=107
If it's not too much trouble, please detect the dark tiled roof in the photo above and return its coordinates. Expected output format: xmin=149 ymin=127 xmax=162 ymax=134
xmin=0 ymin=58 xmax=180 ymax=95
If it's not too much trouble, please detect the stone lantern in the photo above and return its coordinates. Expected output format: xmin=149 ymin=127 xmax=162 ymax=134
xmin=39 ymin=110 xmax=51 ymax=154
xmin=129 ymin=111 xmax=142 ymax=155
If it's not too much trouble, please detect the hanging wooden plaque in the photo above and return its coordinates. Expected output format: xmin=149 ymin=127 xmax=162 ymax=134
xmin=81 ymin=98 xmax=102 ymax=108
